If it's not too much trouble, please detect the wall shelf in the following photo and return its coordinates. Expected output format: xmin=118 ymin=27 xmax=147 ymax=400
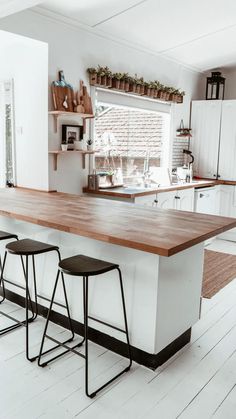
xmin=49 ymin=111 xmax=94 ymax=133
xmin=49 ymin=150 xmax=96 ymax=171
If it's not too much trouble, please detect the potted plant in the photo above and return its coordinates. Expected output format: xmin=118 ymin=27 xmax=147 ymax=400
xmin=119 ymin=73 xmax=129 ymax=91
xmin=112 ymin=72 xmax=124 ymax=89
xmin=87 ymin=139 xmax=93 ymax=151
xmin=157 ymin=85 xmax=169 ymax=101
xmin=96 ymin=66 xmax=108 ymax=86
xmin=178 ymin=91 xmax=185 ymax=103
xmin=103 ymin=66 xmax=112 ymax=87
xmin=87 ymin=67 xmax=97 ymax=85
xmin=136 ymin=77 xmax=145 ymax=95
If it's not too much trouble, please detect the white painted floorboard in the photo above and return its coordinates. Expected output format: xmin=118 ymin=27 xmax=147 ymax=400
xmin=1 ymin=238 xmax=236 ymax=419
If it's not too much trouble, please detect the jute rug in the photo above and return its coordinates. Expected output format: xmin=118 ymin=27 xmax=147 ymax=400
xmin=202 ymin=249 xmax=236 ymax=299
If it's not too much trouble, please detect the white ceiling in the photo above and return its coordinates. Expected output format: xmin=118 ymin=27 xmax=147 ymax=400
xmin=33 ymin=0 xmax=236 ymax=71
xmin=0 ymin=0 xmax=43 ymax=18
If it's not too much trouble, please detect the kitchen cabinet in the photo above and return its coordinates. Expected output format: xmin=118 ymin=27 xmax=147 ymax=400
xmin=218 ymin=101 xmax=236 ymax=181
xmin=194 ymin=186 xmax=219 ymax=215
xmin=218 ymin=185 xmax=236 ymax=240
xmin=135 ymin=188 xmax=194 ymax=212
xmin=174 ymin=188 xmax=194 ymax=211
xmin=155 ymin=190 xmax=176 ymax=209
xmin=191 ymin=100 xmax=222 ymax=179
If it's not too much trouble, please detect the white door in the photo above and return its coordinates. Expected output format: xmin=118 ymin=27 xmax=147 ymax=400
xmin=175 ymin=188 xmax=194 ymax=211
xmin=156 ymin=191 xmax=176 ymax=209
xmin=191 ymin=100 xmax=222 ymax=179
xmin=218 ymin=100 xmax=236 ymax=181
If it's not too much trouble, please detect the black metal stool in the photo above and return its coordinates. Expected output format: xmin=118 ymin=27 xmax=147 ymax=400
xmin=38 ymin=254 xmax=132 ymax=398
xmin=0 ymin=230 xmax=19 ymax=305
xmin=0 ymin=238 xmax=74 ymax=362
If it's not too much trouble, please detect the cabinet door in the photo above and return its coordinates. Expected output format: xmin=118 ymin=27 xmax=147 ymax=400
xmin=156 ymin=191 xmax=176 ymax=209
xmin=191 ymin=101 xmax=222 ymax=179
xmin=134 ymin=194 xmax=158 ymax=207
xmin=218 ymin=101 xmax=236 ymax=180
xmin=175 ymin=188 xmax=194 ymax=212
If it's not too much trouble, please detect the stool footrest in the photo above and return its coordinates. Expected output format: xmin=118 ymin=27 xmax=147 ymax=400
xmin=40 ymin=334 xmax=85 ymax=365
xmin=88 ymin=315 xmax=126 ymax=334
xmin=0 ymin=310 xmax=36 ymax=335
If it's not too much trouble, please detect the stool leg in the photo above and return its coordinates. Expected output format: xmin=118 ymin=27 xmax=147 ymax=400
xmin=38 ymin=268 xmax=82 ymax=367
xmin=117 ymin=267 xmax=132 ymax=369
xmin=0 ymin=252 xmax=7 ymax=303
xmin=84 ymin=269 xmax=132 ymax=398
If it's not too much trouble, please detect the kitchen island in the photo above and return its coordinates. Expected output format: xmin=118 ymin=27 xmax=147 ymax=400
xmin=0 ymin=188 xmax=236 ymax=368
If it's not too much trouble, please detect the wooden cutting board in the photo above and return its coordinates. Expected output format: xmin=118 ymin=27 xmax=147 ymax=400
xmin=52 ymin=85 xmax=74 ymax=112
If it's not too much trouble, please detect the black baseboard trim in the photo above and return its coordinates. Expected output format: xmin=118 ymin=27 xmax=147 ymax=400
xmin=1 ymin=288 xmax=191 ymax=370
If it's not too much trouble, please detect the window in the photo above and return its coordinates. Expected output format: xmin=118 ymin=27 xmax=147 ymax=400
xmin=93 ymin=90 xmax=171 ymax=185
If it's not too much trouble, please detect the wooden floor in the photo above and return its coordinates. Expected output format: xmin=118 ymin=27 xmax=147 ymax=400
xmin=1 ymin=238 xmax=236 ymax=419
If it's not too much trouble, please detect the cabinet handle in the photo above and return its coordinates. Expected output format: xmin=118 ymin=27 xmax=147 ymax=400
xmin=175 ymin=196 xmax=181 ymax=199
xmin=154 ymin=199 xmax=158 ymax=203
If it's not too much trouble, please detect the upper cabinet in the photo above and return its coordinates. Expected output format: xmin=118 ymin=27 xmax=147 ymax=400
xmin=218 ymin=101 xmax=236 ymax=181
xmin=191 ymin=101 xmax=222 ymax=179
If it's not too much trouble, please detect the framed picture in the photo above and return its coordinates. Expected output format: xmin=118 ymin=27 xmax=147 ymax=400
xmin=62 ymin=124 xmax=82 ymax=149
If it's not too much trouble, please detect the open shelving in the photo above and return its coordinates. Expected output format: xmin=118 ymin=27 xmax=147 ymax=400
xmin=49 ymin=150 xmax=96 ymax=171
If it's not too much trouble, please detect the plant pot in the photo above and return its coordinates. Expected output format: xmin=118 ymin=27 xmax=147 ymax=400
xmin=158 ymin=91 xmax=168 ymax=100
xmin=136 ymin=84 xmax=141 ymax=94
xmin=112 ymin=79 xmax=120 ymax=89
xmin=124 ymin=81 xmax=130 ymax=92
xmin=87 ymin=144 xmax=93 ymax=151
xmin=140 ymin=85 xmax=145 ymax=95
xmin=61 ymin=144 xmax=68 ymax=151
xmin=129 ymin=83 xmax=137 ymax=93
xmin=89 ymin=73 xmax=97 ymax=85
xmin=100 ymin=75 xmax=107 ymax=86
xmin=145 ymin=87 xmax=151 ymax=96
xmin=106 ymin=76 xmax=112 ymax=88
xmin=153 ymin=88 xmax=158 ymax=98
xmin=119 ymin=80 xmax=125 ymax=91
xmin=176 ymin=95 xmax=183 ymax=103
xmin=97 ymin=75 xmax=102 ymax=85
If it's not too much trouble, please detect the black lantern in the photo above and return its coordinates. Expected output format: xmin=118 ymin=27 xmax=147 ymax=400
xmin=206 ymin=71 xmax=225 ymax=100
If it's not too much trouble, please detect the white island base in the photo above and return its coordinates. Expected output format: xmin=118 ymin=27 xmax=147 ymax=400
xmin=0 ymin=215 xmax=204 ymax=368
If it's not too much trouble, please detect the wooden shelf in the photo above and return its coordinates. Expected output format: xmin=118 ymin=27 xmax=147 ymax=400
xmin=49 ymin=111 xmax=94 ymax=133
xmin=49 ymin=150 xmax=96 ymax=170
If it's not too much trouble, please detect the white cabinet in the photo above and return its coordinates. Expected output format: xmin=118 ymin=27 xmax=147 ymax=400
xmin=218 ymin=185 xmax=236 ymax=240
xmin=194 ymin=186 xmax=218 ymax=215
xmin=218 ymin=101 xmax=236 ymax=181
xmin=156 ymin=188 xmax=194 ymax=211
xmin=156 ymin=191 xmax=176 ymax=209
xmin=134 ymin=194 xmax=157 ymax=207
xmin=175 ymin=188 xmax=194 ymax=211
xmin=191 ymin=101 xmax=222 ymax=179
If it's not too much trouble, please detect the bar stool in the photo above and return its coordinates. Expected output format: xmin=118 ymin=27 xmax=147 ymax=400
xmin=0 ymin=238 xmax=74 ymax=362
xmin=38 ymin=254 xmax=132 ymax=398
xmin=0 ymin=230 xmax=19 ymax=305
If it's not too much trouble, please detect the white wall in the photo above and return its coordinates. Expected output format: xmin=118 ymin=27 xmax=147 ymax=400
xmin=0 ymin=10 xmax=204 ymax=193
xmin=0 ymin=30 xmax=48 ymax=190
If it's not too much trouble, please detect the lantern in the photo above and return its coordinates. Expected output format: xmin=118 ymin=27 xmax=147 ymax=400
xmin=205 ymin=71 xmax=225 ymax=100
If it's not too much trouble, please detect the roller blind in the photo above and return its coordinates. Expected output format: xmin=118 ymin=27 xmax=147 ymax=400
xmin=94 ymin=87 xmax=171 ymax=114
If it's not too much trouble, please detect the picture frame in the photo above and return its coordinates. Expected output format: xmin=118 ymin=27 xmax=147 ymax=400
xmin=62 ymin=124 xmax=82 ymax=149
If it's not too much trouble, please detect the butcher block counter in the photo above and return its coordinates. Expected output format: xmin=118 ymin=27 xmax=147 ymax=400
xmin=0 ymin=188 xmax=234 ymax=257
xmin=0 ymin=187 xmax=236 ymax=368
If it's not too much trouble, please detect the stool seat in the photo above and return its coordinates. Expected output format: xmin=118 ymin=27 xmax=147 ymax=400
xmin=59 ymin=255 xmax=119 ymax=276
xmin=0 ymin=231 xmax=18 ymax=241
xmin=6 ymin=239 xmax=59 ymax=256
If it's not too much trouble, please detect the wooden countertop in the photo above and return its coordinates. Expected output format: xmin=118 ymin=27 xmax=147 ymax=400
xmin=83 ymin=180 xmax=216 ymax=198
xmin=0 ymin=188 xmax=235 ymax=257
